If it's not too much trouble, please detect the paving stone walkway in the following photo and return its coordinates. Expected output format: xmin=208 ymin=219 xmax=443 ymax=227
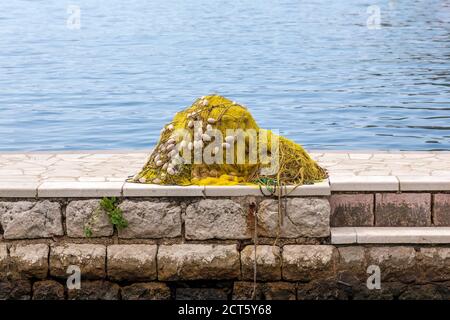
xmin=0 ymin=151 xmax=449 ymax=183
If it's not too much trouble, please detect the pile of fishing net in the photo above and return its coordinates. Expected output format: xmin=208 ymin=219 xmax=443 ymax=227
xmin=130 ymin=95 xmax=327 ymax=187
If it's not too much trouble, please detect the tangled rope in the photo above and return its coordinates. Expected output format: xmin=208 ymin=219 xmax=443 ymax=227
xmin=129 ymin=94 xmax=327 ymax=187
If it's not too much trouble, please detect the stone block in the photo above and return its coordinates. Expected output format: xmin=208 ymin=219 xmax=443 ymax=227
xmin=330 ymin=194 xmax=374 ymax=227
xmin=417 ymin=247 xmax=450 ymax=282
xmin=263 ymin=282 xmax=296 ymax=300
xmin=366 ymin=246 xmax=416 ymax=283
xmin=0 ymin=280 xmax=31 ymax=300
xmin=158 ymin=244 xmax=240 ymax=281
xmin=375 ymin=193 xmax=431 ymax=227
xmin=32 ymin=280 xmax=65 ymax=300
xmin=0 ymin=244 xmax=8 ymax=280
xmin=399 ymin=283 xmax=450 ymax=300
xmin=118 ymin=200 xmax=181 ymax=238
xmin=66 ymin=200 xmax=113 ymax=237
xmin=185 ymin=199 xmax=251 ymax=240
xmin=121 ymin=283 xmax=171 ymax=300
xmin=50 ymin=244 xmax=106 ymax=279
xmin=257 ymin=198 xmax=330 ymax=238
xmin=232 ymin=282 xmax=263 ymax=300
xmin=9 ymin=244 xmax=49 ymax=279
xmin=337 ymin=246 xmax=367 ymax=278
xmin=67 ymin=280 xmax=120 ymax=300
xmin=282 ymin=245 xmax=337 ymax=281
xmin=176 ymin=288 xmax=228 ymax=300
xmin=240 ymin=245 xmax=281 ymax=281
xmin=352 ymin=282 xmax=406 ymax=300
xmin=0 ymin=201 xmax=63 ymax=239
xmin=297 ymin=279 xmax=348 ymax=300
xmin=107 ymin=245 xmax=157 ymax=281
xmin=433 ymin=194 xmax=450 ymax=226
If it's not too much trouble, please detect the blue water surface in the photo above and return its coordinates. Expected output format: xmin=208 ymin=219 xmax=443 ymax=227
xmin=0 ymin=0 xmax=449 ymax=151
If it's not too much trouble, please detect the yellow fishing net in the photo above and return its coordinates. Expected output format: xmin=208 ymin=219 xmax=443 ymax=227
xmin=130 ymin=95 xmax=327 ymax=187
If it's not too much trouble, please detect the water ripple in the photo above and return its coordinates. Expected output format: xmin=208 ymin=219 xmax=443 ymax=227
xmin=0 ymin=0 xmax=449 ymax=151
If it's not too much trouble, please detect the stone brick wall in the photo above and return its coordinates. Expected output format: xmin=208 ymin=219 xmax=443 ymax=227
xmin=330 ymin=192 xmax=450 ymax=227
xmin=1 ymin=195 xmax=450 ymax=300
xmin=2 ymin=242 xmax=450 ymax=300
xmin=0 ymin=197 xmax=330 ymax=241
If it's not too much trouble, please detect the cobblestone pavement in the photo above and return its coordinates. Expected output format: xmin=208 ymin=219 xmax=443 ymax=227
xmin=0 ymin=151 xmax=449 ymax=183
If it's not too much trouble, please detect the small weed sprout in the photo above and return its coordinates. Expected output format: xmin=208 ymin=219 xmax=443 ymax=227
xmin=84 ymin=197 xmax=128 ymax=237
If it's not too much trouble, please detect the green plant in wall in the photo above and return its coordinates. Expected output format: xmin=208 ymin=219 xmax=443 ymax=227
xmin=84 ymin=197 xmax=128 ymax=237
xmin=100 ymin=197 xmax=128 ymax=229
xmin=84 ymin=226 xmax=93 ymax=238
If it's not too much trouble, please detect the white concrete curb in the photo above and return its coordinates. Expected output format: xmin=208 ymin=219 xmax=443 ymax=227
xmin=331 ymin=227 xmax=450 ymax=244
